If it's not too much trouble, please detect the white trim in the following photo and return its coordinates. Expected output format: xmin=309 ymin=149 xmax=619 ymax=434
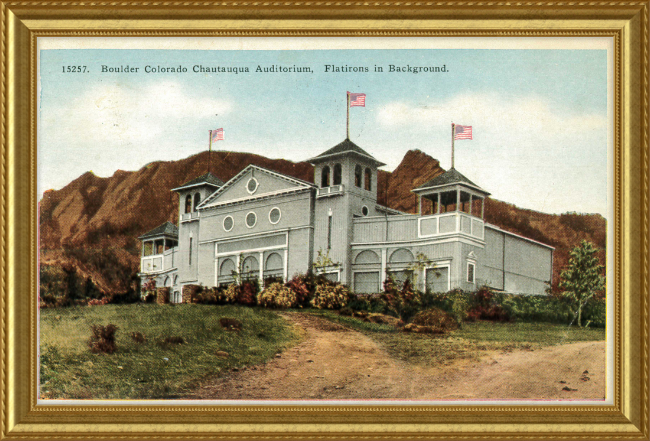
xmin=201 ymin=187 xmax=311 ymax=210
xmin=216 ymin=243 xmax=287 ymax=258
xmin=467 ymin=261 xmax=476 ymax=284
xmin=171 ymin=182 xmax=221 ymax=192
xmin=485 ymin=223 xmax=555 ymax=250
xmin=412 ymin=182 xmax=490 ymax=196
xmin=198 ymin=164 xmax=315 ymax=208
xmin=246 ymin=177 xmax=259 ymax=195
xmin=223 ymin=215 xmax=234 ymax=232
xmin=316 ymin=268 xmax=341 ymax=282
xmin=199 ymin=228 xmax=300 ymax=246
xmin=269 ymin=207 xmax=282 ymax=225
xmin=245 ymin=211 xmax=257 ymax=229
xmin=283 ymin=249 xmax=289 ymax=282
xmin=351 ymin=235 xmax=486 ymax=249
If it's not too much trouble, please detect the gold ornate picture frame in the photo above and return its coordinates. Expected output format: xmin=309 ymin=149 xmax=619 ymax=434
xmin=2 ymin=1 xmax=648 ymax=439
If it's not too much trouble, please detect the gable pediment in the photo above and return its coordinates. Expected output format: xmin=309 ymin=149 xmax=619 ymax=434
xmin=198 ymin=165 xmax=314 ymax=209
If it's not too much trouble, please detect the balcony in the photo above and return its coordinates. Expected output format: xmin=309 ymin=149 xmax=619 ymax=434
xmin=316 ymin=184 xmax=345 ymax=199
xmin=352 ymin=212 xmax=484 ymax=244
xmin=181 ymin=211 xmax=200 ymax=222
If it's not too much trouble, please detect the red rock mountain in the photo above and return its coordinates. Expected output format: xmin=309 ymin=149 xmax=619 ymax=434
xmin=39 ymin=149 xmax=605 ymax=296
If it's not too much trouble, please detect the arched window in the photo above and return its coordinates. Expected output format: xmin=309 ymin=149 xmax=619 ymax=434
xmin=333 ymin=164 xmax=342 ymax=185
xmin=364 ymin=168 xmax=372 ymax=191
xmin=193 ymin=192 xmax=201 ymax=211
xmin=321 ymin=166 xmax=331 ymax=188
xmin=355 ymin=165 xmax=362 ymax=187
xmin=184 ymin=194 xmax=192 ymax=213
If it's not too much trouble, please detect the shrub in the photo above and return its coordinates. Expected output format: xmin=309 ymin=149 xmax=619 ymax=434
xmin=141 ymin=277 xmax=157 ymax=301
xmin=381 ymin=276 xmax=423 ymax=321
xmin=407 ymin=308 xmax=459 ymax=333
xmin=311 ymin=283 xmax=351 ymax=310
xmin=183 ymin=284 xmax=203 ymax=303
xmin=88 ymin=324 xmax=118 ymax=354
xmin=238 ymin=281 xmax=258 ymax=306
xmin=219 ymin=317 xmax=243 ymax=331
xmin=130 ymin=332 xmax=146 ymax=343
xmin=257 ymin=282 xmax=299 ymax=308
xmin=223 ymin=284 xmax=240 ymax=304
xmin=466 ymin=286 xmax=510 ymax=322
xmin=193 ymin=287 xmax=228 ymax=305
xmin=87 ymin=297 xmax=110 ymax=306
xmin=285 ymin=274 xmax=313 ymax=306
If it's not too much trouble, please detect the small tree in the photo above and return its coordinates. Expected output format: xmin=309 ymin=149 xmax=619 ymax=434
xmin=559 ymin=240 xmax=605 ymax=327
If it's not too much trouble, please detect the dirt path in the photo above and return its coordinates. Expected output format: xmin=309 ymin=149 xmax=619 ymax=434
xmin=189 ymin=313 xmax=606 ymax=401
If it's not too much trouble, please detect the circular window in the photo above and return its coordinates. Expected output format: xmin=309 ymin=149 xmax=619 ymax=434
xmin=246 ymin=211 xmax=257 ymax=228
xmin=223 ymin=216 xmax=234 ymax=232
xmin=269 ymin=207 xmax=281 ymax=224
xmin=247 ymin=177 xmax=259 ymax=194
xmin=362 ymin=206 xmax=369 ymax=216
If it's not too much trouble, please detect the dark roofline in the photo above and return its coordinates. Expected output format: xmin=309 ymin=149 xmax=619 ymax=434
xmin=138 ymin=221 xmax=179 ymax=240
xmin=171 ymin=172 xmax=225 ymax=192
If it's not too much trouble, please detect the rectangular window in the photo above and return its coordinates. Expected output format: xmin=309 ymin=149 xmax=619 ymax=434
xmin=467 ymin=262 xmax=475 ymax=284
xmin=327 ymin=215 xmax=332 ymax=250
xmin=189 ymin=238 xmax=193 ymax=265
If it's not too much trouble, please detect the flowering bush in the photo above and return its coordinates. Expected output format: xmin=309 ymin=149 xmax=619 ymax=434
xmin=381 ymin=277 xmax=423 ymax=321
xmin=285 ymin=274 xmax=313 ymax=306
xmin=238 ymin=281 xmax=258 ymax=306
xmin=311 ymin=283 xmax=350 ymax=310
xmin=223 ymin=284 xmax=240 ymax=304
xmin=257 ymin=282 xmax=299 ymax=308
xmin=141 ymin=277 xmax=157 ymax=302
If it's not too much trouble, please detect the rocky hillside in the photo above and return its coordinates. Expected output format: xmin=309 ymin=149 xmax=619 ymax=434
xmin=39 ymin=149 xmax=605 ymax=297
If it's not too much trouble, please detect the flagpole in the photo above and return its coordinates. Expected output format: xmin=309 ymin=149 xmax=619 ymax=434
xmin=451 ymin=122 xmax=455 ymax=169
xmin=208 ymin=130 xmax=212 ymax=174
xmin=346 ymin=92 xmax=350 ymax=140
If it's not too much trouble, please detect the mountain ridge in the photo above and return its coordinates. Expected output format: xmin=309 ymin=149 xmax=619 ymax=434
xmin=39 ymin=149 xmax=605 ymax=298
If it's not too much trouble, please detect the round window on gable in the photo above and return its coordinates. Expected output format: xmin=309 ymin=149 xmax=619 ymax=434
xmin=246 ymin=211 xmax=257 ymax=228
xmin=223 ymin=216 xmax=234 ymax=232
xmin=269 ymin=207 xmax=281 ymax=224
xmin=362 ymin=206 xmax=369 ymax=216
xmin=247 ymin=177 xmax=259 ymax=194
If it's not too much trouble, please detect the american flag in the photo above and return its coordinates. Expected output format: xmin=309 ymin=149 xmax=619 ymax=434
xmin=211 ymin=128 xmax=224 ymax=143
xmin=349 ymin=93 xmax=366 ymax=107
xmin=454 ymin=125 xmax=472 ymax=140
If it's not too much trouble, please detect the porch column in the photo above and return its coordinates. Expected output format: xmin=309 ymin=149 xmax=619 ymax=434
xmin=436 ymin=193 xmax=441 ymax=214
xmin=418 ymin=195 xmax=422 ymax=216
xmin=258 ymin=252 xmax=264 ymax=284
xmin=469 ymin=194 xmax=473 ymax=216
xmin=381 ymin=248 xmax=387 ymax=284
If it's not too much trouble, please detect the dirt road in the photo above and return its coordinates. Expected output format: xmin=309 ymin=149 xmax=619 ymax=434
xmin=190 ymin=313 xmax=606 ymax=401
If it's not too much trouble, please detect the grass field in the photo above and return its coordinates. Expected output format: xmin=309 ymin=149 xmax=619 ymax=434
xmin=308 ymin=310 xmax=606 ymax=366
xmin=40 ymin=304 xmax=300 ymax=399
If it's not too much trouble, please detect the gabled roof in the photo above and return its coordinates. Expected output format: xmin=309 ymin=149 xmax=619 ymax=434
xmin=309 ymin=139 xmax=386 ymax=167
xmin=138 ymin=221 xmax=179 ymax=240
xmin=171 ymin=172 xmax=224 ymax=192
xmin=198 ymin=164 xmax=316 ymax=209
xmin=413 ymin=168 xmax=490 ymax=195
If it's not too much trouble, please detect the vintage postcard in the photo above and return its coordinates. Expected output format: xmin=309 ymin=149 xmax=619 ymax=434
xmin=37 ymin=37 xmax=612 ymax=403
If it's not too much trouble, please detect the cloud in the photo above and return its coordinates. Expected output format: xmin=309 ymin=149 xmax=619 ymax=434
xmin=39 ymin=81 xmax=232 ymax=195
xmin=372 ymin=93 xmax=608 ymax=215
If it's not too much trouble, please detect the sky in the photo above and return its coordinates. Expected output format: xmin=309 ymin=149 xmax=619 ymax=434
xmin=38 ymin=44 xmax=609 ymax=216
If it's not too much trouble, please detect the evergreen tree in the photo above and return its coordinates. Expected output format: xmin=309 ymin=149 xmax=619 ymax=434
xmin=559 ymin=240 xmax=605 ymax=327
